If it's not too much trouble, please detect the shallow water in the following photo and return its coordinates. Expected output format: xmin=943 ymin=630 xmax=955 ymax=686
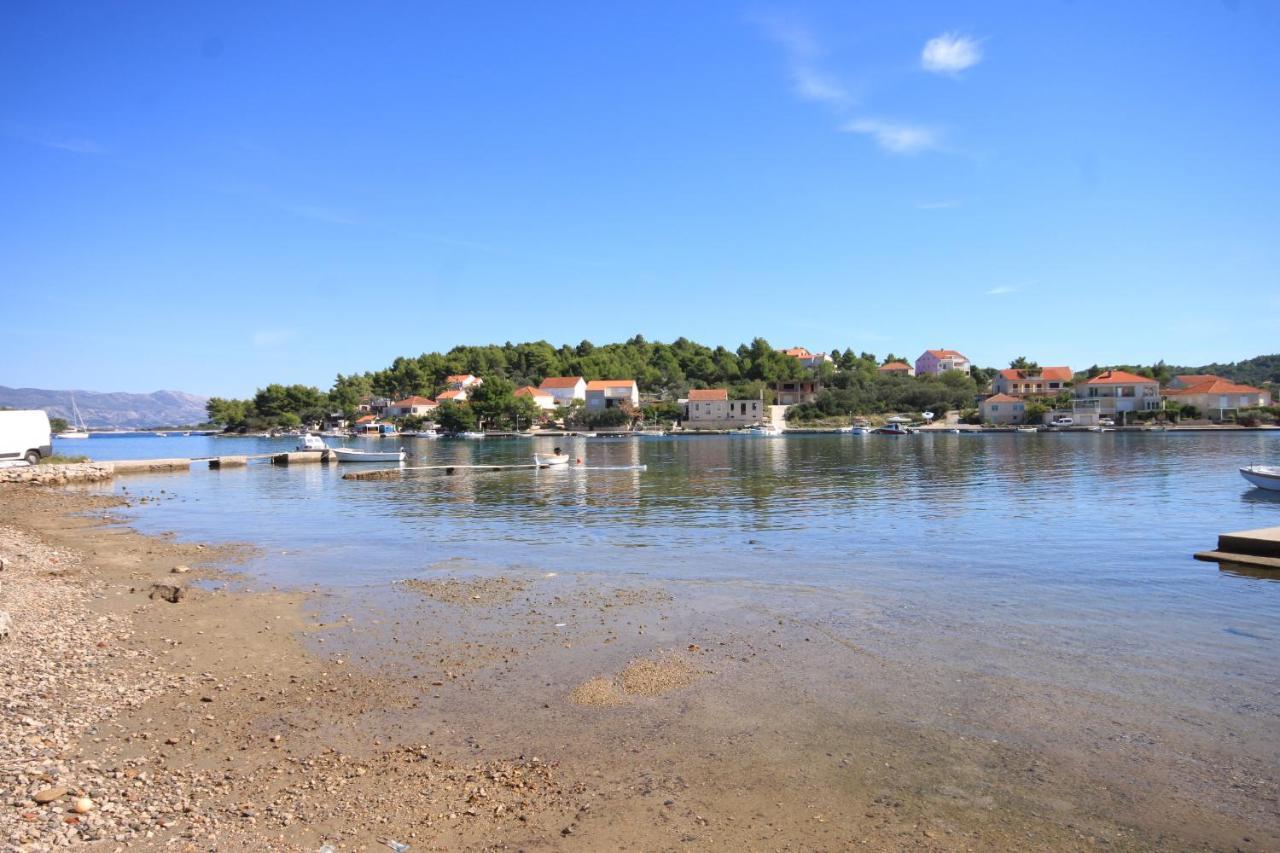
xmin=78 ymin=430 xmax=1280 ymax=723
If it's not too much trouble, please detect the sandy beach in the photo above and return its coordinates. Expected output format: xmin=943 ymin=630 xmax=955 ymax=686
xmin=1 ymin=481 xmax=1276 ymax=851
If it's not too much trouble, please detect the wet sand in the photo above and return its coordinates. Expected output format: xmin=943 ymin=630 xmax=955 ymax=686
xmin=1 ymin=483 xmax=1276 ymax=850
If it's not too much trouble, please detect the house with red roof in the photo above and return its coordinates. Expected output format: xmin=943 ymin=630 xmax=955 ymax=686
xmin=780 ymin=347 xmax=834 ymax=369
xmin=514 ymin=386 xmax=556 ymax=411
xmin=915 ymin=349 xmax=971 ymax=376
xmin=585 ymin=380 xmax=639 ymax=411
xmin=536 ymin=376 xmax=587 ymax=407
xmin=992 ymin=366 xmax=1073 ymax=397
xmin=979 ymin=393 xmax=1027 ymax=425
xmin=388 ymin=396 xmax=437 ymax=417
xmin=682 ymin=388 xmax=765 ymax=429
xmin=877 ymin=361 xmax=915 ymax=377
xmin=1161 ymin=376 xmax=1270 ymax=420
xmin=1072 ymin=370 xmax=1162 ymax=424
xmin=444 ymin=374 xmax=482 ymax=391
xmin=436 ymin=388 xmax=469 ymax=404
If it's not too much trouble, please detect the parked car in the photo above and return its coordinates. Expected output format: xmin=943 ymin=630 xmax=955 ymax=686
xmin=0 ymin=410 xmax=52 ymax=466
xmin=1050 ymin=417 xmax=1074 ymax=427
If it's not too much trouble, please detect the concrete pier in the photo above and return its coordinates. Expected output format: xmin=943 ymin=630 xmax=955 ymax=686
xmin=209 ymin=456 xmax=248 ymax=469
xmin=270 ymin=450 xmax=337 ymax=465
xmin=110 ymin=458 xmax=193 ymax=474
xmin=1194 ymin=526 xmax=1280 ymax=570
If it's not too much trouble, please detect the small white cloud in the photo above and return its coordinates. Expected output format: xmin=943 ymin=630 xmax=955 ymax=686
xmin=251 ymin=329 xmax=297 ymax=349
xmin=916 ymin=200 xmax=961 ymax=210
xmin=985 ymin=286 xmax=1018 ymax=296
xmin=922 ymin=33 xmax=982 ymax=74
xmin=843 ymin=119 xmax=938 ymax=154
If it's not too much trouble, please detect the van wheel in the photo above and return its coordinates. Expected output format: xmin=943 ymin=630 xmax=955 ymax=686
xmin=24 ymin=450 xmax=40 ymax=466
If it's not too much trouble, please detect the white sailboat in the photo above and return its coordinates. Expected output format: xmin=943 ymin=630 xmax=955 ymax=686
xmin=58 ymin=396 xmax=89 ymax=438
xmin=1240 ymin=465 xmax=1280 ymax=492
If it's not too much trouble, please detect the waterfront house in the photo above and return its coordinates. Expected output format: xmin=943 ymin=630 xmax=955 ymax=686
xmin=436 ymin=388 xmax=469 ymax=404
xmin=992 ymin=366 xmax=1073 ymax=397
xmin=1161 ymin=376 xmax=1271 ymax=420
xmin=1072 ymin=370 xmax=1161 ymax=424
xmin=781 ymin=347 xmax=834 ymax=369
xmin=585 ymin=379 xmax=639 ymax=411
xmin=979 ymin=394 xmax=1026 ymax=424
xmin=682 ymin=389 xmax=764 ymax=429
xmin=774 ymin=379 xmax=821 ymax=405
xmin=514 ymin=386 xmax=556 ymax=411
xmin=878 ymin=361 xmax=915 ymax=377
xmin=358 ymin=396 xmax=391 ymax=415
xmin=388 ymin=396 xmax=438 ymax=417
xmin=537 ymin=376 xmax=587 ymax=406
xmin=444 ymin=374 xmax=482 ymax=391
xmin=915 ymin=349 xmax=971 ymax=376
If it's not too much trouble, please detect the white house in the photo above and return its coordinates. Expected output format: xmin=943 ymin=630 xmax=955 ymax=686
xmin=514 ymin=386 xmax=556 ymax=411
xmin=436 ymin=388 xmax=469 ymax=404
xmin=780 ymin=347 xmax=834 ymax=369
xmin=444 ymin=374 xmax=483 ymax=391
xmin=388 ymin=396 xmax=438 ymax=417
xmin=877 ymin=361 xmax=915 ymax=377
xmin=1072 ymin=369 xmax=1161 ymax=424
xmin=682 ymin=389 xmax=764 ymax=429
xmin=585 ymin=379 xmax=639 ymax=411
xmin=915 ymin=349 xmax=971 ymax=376
xmin=536 ymin=376 xmax=587 ymax=406
xmin=992 ymin=366 xmax=1073 ymax=397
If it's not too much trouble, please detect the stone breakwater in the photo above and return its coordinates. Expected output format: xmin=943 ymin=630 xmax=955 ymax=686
xmin=0 ymin=464 xmax=114 ymax=486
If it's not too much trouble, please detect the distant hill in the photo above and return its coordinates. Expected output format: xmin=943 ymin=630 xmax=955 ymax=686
xmin=0 ymin=386 xmax=209 ymax=429
xmin=1169 ymin=354 xmax=1280 ymax=388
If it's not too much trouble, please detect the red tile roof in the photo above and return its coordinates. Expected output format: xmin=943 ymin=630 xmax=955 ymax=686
xmin=982 ymin=394 xmax=1023 ymax=404
xmin=514 ymin=386 xmax=552 ymax=398
xmin=1083 ymin=370 xmax=1157 ymax=385
xmin=781 ymin=347 xmax=813 ymax=358
xmin=998 ymin=366 xmax=1072 ymax=382
xmin=925 ymin=349 xmax=967 ymax=359
xmin=687 ymin=389 xmax=728 ymax=401
xmin=538 ymin=376 xmax=584 ymax=389
xmin=1163 ymin=379 xmax=1263 ymax=395
xmin=437 ymin=389 xmax=466 ymax=401
xmin=878 ymin=362 xmax=911 ymax=371
xmin=585 ymin=379 xmax=637 ymax=391
xmin=392 ymin=396 xmax=436 ymax=407
xmin=445 ymin=374 xmax=477 ymax=384
xmin=355 ymin=415 xmax=377 ymax=424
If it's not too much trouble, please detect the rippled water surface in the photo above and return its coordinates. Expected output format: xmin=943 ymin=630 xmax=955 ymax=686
xmin=69 ymin=430 xmax=1280 ymax=709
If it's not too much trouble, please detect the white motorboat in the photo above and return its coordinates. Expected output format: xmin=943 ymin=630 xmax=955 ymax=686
xmin=331 ymin=447 xmax=406 ymax=463
xmin=458 ymin=431 xmax=485 ymax=440
xmin=738 ymin=424 xmax=783 ymax=436
xmin=535 ymin=452 xmax=571 ymax=467
xmin=1016 ymin=426 xmax=1039 ymax=433
xmin=296 ymin=434 xmax=327 ymax=451
xmin=873 ymin=423 xmax=912 ymax=435
xmin=1240 ymin=465 xmax=1280 ymax=491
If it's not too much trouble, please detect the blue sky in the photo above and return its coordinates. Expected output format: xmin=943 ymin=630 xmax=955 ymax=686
xmin=2 ymin=1 xmax=1278 ymax=397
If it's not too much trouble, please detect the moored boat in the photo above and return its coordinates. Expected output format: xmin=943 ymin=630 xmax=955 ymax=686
xmin=296 ymin=434 xmax=327 ymax=451
xmin=737 ymin=424 xmax=783 ymax=436
xmin=873 ymin=423 xmax=912 ymax=435
xmin=535 ymin=452 xmax=571 ymax=467
xmin=1240 ymin=465 xmax=1280 ymax=491
xmin=458 ymin=431 xmax=485 ymax=440
xmin=331 ymin=447 xmax=406 ymax=463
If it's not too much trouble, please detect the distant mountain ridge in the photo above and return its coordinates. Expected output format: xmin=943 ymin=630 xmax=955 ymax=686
xmin=0 ymin=386 xmax=209 ymax=428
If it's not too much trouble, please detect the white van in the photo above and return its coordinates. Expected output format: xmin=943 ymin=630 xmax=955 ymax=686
xmin=0 ymin=410 xmax=53 ymax=465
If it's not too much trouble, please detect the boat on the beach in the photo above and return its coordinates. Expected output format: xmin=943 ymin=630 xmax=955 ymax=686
xmin=1240 ymin=465 xmax=1280 ymax=491
xmin=296 ymin=434 xmax=327 ymax=451
xmin=331 ymin=447 xmax=406 ymax=463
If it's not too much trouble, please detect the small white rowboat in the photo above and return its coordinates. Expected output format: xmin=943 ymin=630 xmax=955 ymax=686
xmin=332 ymin=447 xmax=405 ymax=463
xmin=1240 ymin=465 xmax=1280 ymax=491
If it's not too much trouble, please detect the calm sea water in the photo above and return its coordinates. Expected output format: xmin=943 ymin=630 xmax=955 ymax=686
xmin=61 ymin=430 xmax=1280 ymax=710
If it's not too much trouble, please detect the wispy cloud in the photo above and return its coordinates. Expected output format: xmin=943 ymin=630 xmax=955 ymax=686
xmin=985 ymin=286 xmax=1018 ymax=296
xmin=750 ymin=14 xmax=853 ymax=108
xmin=916 ymin=200 xmax=961 ymax=210
xmin=251 ymin=329 xmax=297 ymax=349
xmin=842 ymin=119 xmax=939 ymax=154
xmin=4 ymin=123 xmax=103 ymax=154
xmin=921 ymin=33 xmax=983 ymax=74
